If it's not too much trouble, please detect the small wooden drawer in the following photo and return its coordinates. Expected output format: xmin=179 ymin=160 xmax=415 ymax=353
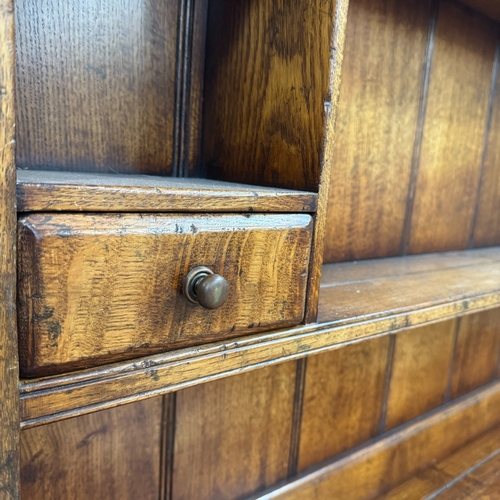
xmin=17 ymin=213 xmax=313 ymax=377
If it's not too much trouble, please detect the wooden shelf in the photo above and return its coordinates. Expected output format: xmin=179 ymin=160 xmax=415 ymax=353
xmin=19 ymin=247 xmax=500 ymax=428
xmin=16 ymin=169 xmax=318 ymax=213
xmin=319 ymin=247 xmax=500 ymax=323
xmin=373 ymin=421 xmax=500 ymax=499
xmin=249 ymin=381 xmax=500 ymax=500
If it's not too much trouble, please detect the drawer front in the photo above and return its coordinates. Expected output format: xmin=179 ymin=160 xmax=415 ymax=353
xmin=18 ymin=213 xmax=313 ymax=376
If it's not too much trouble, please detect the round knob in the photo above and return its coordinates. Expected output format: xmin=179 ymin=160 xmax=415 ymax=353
xmin=183 ymin=266 xmax=230 ymax=310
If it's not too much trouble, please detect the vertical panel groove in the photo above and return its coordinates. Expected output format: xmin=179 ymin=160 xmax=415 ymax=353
xmin=445 ymin=318 xmax=461 ymax=402
xmin=288 ymin=358 xmax=307 ymax=477
xmin=401 ymin=0 xmax=439 ymax=255
xmin=378 ymin=334 xmax=396 ymax=434
xmin=495 ymin=332 xmax=500 ymax=379
xmin=173 ymin=0 xmax=196 ymax=177
xmin=469 ymin=36 xmax=500 ymax=249
xmin=159 ymin=394 xmax=176 ymax=500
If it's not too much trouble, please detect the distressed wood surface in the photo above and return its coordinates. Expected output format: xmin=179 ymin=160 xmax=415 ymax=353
xmin=250 ymin=380 xmax=500 ymax=500
xmin=20 ymin=398 xmax=163 ymax=500
xmin=297 ymin=337 xmax=389 ymax=471
xmin=18 ymin=248 xmax=500 ymax=427
xmin=385 ymin=321 xmax=456 ymax=430
xmin=16 ymin=170 xmax=318 ymax=213
xmin=324 ymin=0 xmax=432 ymax=263
xmin=0 ymin=0 xmax=19 ymax=497
xmin=17 ymin=213 xmax=312 ymax=376
xmin=14 ymin=0 xmax=206 ymax=176
xmin=407 ymin=0 xmax=497 ymax=254
xmin=172 ymin=363 xmax=296 ymax=500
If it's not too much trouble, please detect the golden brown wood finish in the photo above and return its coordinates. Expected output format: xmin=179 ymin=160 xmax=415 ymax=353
xmin=323 ymin=0 xmax=432 ymax=263
xmin=17 ymin=213 xmax=312 ymax=376
xmin=472 ymin=46 xmax=500 ymax=248
xmin=435 ymin=452 xmax=500 ymax=499
xmin=15 ymin=0 xmax=206 ymax=175
xmin=318 ymin=250 xmax=500 ymax=324
xmin=172 ymin=363 xmax=296 ymax=500
xmin=321 ymin=247 xmax=500 ymax=282
xmin=19 ymin=249 xmax=500 ymax=427
xmin=20 ymin=398 xmax=162 ymax=500
xmin=297 ymin=337 xmax=389 ymax=471
xmin=407 ymin=0 xmax=497 ymax=254
xmin=450 ymin=308 xmax=500 ymax=399
xmin=302 ymin=0 xmax=348 ymax=323
xmin=252 ymin=380 xmax=500 ymax=500
xmin=376 ymin=423 xmax=500 ymax=499
xmin=385 ymin=321 xmax=456 ymax=430
xmin=202 ymin=0 xmax=336 ymax=192
xmin=0 ymin=0 xmax=18 ymax=497
xmin=16 ymin=170 xmax=318 ymax=213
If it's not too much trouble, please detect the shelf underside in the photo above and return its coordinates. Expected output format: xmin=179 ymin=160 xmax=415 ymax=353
xmin=19 ymin=247 xmax=500 ymax=427
xmin=16 ymin=169 xmax=318 ymax=213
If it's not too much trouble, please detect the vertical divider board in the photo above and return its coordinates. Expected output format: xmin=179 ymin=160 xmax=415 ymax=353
xmin=0 ymin=0 xmax=19 ymax=498
xmin=201 ymin=0 xmax=350 ymax=324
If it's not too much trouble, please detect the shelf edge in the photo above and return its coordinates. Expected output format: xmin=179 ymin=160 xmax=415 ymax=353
xmin=19 ymin=287 xmax=500 ymax=428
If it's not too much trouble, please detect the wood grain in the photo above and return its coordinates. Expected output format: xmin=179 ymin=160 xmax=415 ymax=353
xmin=202 ymin=0 xmax=337 ymax=192
xmin=323 ymin=0 xmax=432 ymax=263
xmin=450 ymin=308 xmax=500 ymax=399
xmin=472 ymin=45 xmax=500 ymax=248
xmin=385 ymin=321 xmax=456 ymax=430
xmin=16 ymin=170 xmax=318 ymax=213
xmin=435 ymin=450 xmax=500 ymax=499
xmin=14 ymin=0 xmax=204 ymax=175
xmin=377 ymin=423 xmax=500 ymax=499
xmin=303 ymin=0 xmax=348 ymax=323
xmin=407 ymin=0 xmax=497 ymax=254
xmin=17 ymin=213 xmax=313 ymax=376
xmin=318 ymin=251 xmax=500 ymax=324
xmin=20 ymin=398 xmax=162 ymax=500
xmin=321 ymin=247 xmax=500 ymax=283
xmin=0 ymin=0 xmax=19 ymax=496
xmin=251 ymin=380 xmax=500 ymax=500
xmin=172 ymin=363 xmax=296 ymax=500
xmin=18 ymin=249 xmax=500 ymax=427
xmin=297 ymin=337 xmax=389 ymax=471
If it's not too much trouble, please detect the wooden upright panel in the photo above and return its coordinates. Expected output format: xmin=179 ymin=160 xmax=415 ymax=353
xmin=0 ymin=0 xmax=19 ymax=497
xmin=407 ymin=1 xmax=497 ymax=254
xmin=297 ymin=337 xmax=389 ymax=471
xmin=450 ymin=308 xmax=500 ymax=399
xmin=20 ymin=399 xmax=163 ymax=500
xmin=15 ymin=0 xmax=182 ymax=175
xmin=323 ymin=0 xmax=432 ymax=263
xmin=172 ymin=363 xmax=296 ymax=500
xmin=202 ymin=0 xmax=337 ymax=191
xmin=385 ymin=321 xmax=456 ymax=430
xmin=472 ymin=49 xmax=500 ymax=248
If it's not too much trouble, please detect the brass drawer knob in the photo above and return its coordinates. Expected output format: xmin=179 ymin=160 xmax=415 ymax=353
xmin=183 ymin=266 xmax=230 ymax=310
